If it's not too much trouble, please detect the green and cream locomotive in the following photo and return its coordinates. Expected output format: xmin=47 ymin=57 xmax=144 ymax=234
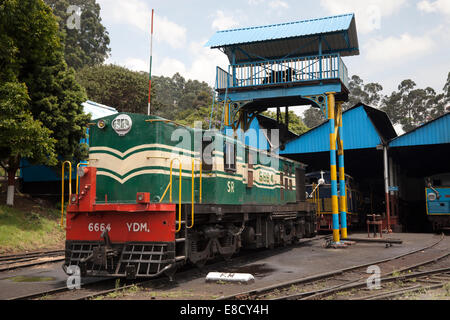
xmin=64 ymin=113 xmax=316 ymax=279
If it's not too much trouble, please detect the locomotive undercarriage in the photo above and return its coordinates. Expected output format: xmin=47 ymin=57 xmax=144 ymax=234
xmin=183 ymin=203 xmax=317 ymax=267
xmin=64 ymin=202 xmax=316 ymax=279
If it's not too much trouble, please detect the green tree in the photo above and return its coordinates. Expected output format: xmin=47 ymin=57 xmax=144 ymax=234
xmin=344 ymin=75 xmax=383 ymax=110
xmin=381 ymin=79 xmax=446 ymax=132
xmin=44 ymin=0 xmax=110 ymax=69
xmin=76 ymin=67 xmax=216 ymax=126
xmin=0 ymin=83 xmax=57 ymax=206
xmin=262 ymin=110 xmax=309 ymax=135
xmin=0 ymin=0 xmax=89 ymax=205
xmin=443 ymin=72 xmax=450 ymax=111
xmin=76 ymin=64 xmax=149 ymax=113
xmin=303 ymin=107 xmax=325 ymax=128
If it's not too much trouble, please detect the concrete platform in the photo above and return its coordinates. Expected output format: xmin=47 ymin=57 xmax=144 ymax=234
xmin=0 ymin=233 xmax=448 ymax=300
xmin=134 ymin=232 xmax=449 ymax=300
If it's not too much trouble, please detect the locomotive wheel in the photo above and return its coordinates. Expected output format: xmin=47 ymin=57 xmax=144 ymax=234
xmin=221 ymin=252 xmax=234 ymax=261
xmin=194 ymin=259 xmax=208 ymax=269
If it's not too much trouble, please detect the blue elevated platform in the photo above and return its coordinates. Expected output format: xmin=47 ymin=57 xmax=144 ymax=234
xmin=206 ymin=13 xmax=359 ymax=107
xmin=206 ymin=13 xmax=360 ymax=243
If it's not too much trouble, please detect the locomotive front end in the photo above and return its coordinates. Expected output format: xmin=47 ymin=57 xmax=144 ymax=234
xmin=64 ymin=166 xmax=177 ymax=278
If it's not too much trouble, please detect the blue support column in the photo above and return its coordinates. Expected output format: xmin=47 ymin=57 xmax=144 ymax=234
xmin=327 ymin=92 xmax=340 ymax=243
xmin=336 ymin=102 xmax=348 ymax=239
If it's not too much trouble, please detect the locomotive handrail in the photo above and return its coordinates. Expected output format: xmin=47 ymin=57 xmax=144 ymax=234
xmin=188 ymin=159 xmax=203 ymax=229
xmin=167 ymin=158 xmax=182 ymax=233
xmin=60 ymin=160 xmax=72 ymax=227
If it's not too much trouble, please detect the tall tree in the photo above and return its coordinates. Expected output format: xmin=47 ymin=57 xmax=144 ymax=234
xmin=263 ymin=110 xmax=309 ymax=135
xmin=76 ymin=64 xmax=149 ymax=114
xmin=44 ymin=0 xmax=110 ymax=69
xmin=76 ymin=66 xmax=215 ymax=124
xmin=303 ymin=107 xmax=325 ymax=128
xmin=0 ymin=83 xmax=57 ymax=206
xmin=444 ymin=72 xmax=450 ymax=110
xmin=381 ymin=79 xmax=446 ymax=132
xmin=0 ymin=0 xmax=89 ymax=205
xmin=344 ymin=75 xmax=383 ymax=110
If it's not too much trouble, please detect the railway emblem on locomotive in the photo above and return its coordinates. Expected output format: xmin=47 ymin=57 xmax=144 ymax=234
xmin=112 ymin=114 xmax=132 ymax=136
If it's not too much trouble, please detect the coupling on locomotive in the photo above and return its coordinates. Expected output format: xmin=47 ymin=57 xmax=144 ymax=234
xmin=63 ymin=113 xmax=316 ymax=279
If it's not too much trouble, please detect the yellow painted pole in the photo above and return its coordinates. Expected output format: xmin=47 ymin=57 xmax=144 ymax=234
xmin=188 ymin=159 xmax=195 ymax=229
xmin=60 ymin=161 xmax=72 ymax=227
xmin=336 ymin=102 xmax=348 ymax=239
xmin=327 ymin=93 xmax=340 ymax=243
xmin=169 ymin=159 xmax=182 ymax=232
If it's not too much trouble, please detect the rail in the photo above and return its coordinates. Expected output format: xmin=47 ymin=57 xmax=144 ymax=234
xmin=189 ymin=159 xmax=202 ymax=229
xmin=216 ymin=66 xmax=232 ymax=92
xmin=216 ymin=53 xmax=348 ymax=90
xmin=309 ymin=182 xmax=321 ymax=216
xmin=159 ymin=158 xmax=202 ymax=231
xmin=169 ymin=159 xmax=183 ymax=232
xmin=60 ymin=160 xmax=72 ymax=227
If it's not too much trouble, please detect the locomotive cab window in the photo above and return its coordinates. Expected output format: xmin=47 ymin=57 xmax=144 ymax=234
xmin=224 ymin=141 xmax=236 ymax=172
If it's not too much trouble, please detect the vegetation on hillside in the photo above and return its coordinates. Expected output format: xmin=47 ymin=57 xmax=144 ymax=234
xmin=0 ymin=196 xmax=64 ymax=253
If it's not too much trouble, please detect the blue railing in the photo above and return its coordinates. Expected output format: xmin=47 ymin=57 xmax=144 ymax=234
xmin=216 ymin=53 xmax=348 ymax=90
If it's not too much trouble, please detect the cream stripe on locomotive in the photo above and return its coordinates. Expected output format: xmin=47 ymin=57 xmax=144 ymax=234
xmin=90 ymin=144 xmax=199 ymax=159
xmin=90 ymin=147 xmax=295 ymax=190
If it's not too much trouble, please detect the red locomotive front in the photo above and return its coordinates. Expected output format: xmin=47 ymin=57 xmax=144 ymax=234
xmin=63 ymin=167 xmax=177 ymax=279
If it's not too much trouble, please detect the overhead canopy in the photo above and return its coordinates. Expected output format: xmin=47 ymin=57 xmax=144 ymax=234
xmin=205 ymin=13 xmax=359 ymax=63
xmin=389 ymin=112 xmax=450 ymax=148
xmin=281 ymin=104 xmax=396 ymax=155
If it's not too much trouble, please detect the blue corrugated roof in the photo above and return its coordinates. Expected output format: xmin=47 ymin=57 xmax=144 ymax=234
xmin=389 ymin=112 xmax=450 ymax=148
xmin=206 ymin=13 xmax=359 ymax=63
xmin=206 ymin=14 xmax=354 ymax=48
xmin=280 ymin=105 xmax=395 ymax=155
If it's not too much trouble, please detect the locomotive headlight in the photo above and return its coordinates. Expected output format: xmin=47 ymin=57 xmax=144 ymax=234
xmin=97 ymin=119 xmax=106 ymax=129
xmin=428 ymin=193 xmax=437 ymax=201
xmin=137 ymin=194 xmax=144 ymax=201
xmin=77 ymin=166 xmax=87 ymax=177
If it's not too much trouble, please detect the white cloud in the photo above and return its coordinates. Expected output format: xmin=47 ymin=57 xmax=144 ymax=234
xmin=248 ymin=0 xmax=264 ymax=4
xmin=153 ymin=57 xmax=187 ymax=77
xmin=268 ymin=0 xmax=289 ymax=9
xmin=97 ymin=0 xmax=186 ymax=48
xmin=115 ymin=40 xmax=228 ymax=86
xmin=153 ymin=14 xmax=187 ymax=49
xmin=120 ymin=56 xmax=187 ymax=79
xmin=364 ymin=33 xmax=435 ymax=63
xmin=211 ymin=10 xmax=239 ymax=30
xmin=417 ymin=0 xmax=450 ymax=15
xmin=184 ymin=40 xmax=230 ymax=86
xmin=124 ymin=57 xmax=149 ymax=72
xmin=319 ymin=0 xmax=407 ymax=34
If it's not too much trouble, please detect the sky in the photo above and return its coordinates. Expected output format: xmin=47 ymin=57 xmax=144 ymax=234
xmin=96 ymin=0 xmax=450 ymax=99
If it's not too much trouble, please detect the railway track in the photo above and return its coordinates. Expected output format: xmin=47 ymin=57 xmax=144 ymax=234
xmin=9 ymin=235 xmax=328 ymax=300
xmin=0 ymin=249 xmax=65 ymax=272
xmin=221 ymin=234 xmax=449 ymax=300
